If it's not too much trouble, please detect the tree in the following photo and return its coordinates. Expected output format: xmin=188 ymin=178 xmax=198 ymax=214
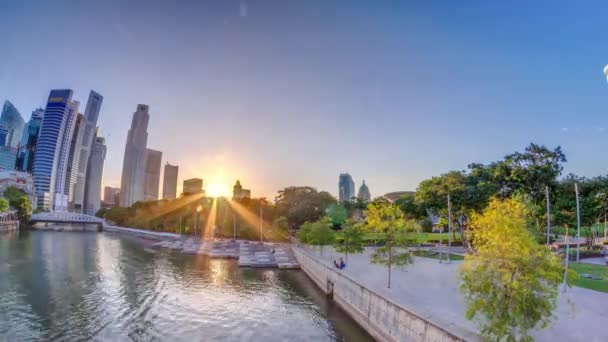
xmin=461 ymin=197 xmax=576 ymax=341
xmin=394 ymin=192 xmax=425 ymax=220
xmin=0 ymin=198 xmax=8 ymax=212
xmin=306 ymin=217 xmax=336 ymax=254
xmin=365 ymin=203 xmax=416 ymax=288
xmin=297 ymin=221 xmax=314 ymax=243
xmin=334 ymin=220 xmax=365 ymax=263
xmin=325 ymin=203 xmax=348 ymax=228
xmin=3 ymin=187 xmax=31 ymax=224
xmin=275 ymin=186 xmax=336 ymax=228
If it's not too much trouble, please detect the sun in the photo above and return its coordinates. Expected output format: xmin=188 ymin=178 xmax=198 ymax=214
xmin=206 ymin=181 xmax=230 ymax=198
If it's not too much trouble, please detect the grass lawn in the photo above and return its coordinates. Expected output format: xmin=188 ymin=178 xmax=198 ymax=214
xmin=570 ymin=262 xmax=608 ymax=293
xmin=361 ymin=232 xmax=462 ymax=244
xmin=412 ymin=250 xmax=465 ymax=261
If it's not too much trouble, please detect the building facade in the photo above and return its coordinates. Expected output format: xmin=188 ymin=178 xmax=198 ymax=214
xmin=72 ymin=90 xmax=103 ymax=212
xmin=65 ymin=113 xmax=85 ymax=210
xmin=52 ymin=100 xmax=79 ymax=211
xmin=0 ymin=100 xmax=26 ymax=148
xmin=143 ymin=148 xmax=162 ymax=201
xmin=32 ymin=89 xmax=75 ymax=209
xmin=357 ymin=180 xmax=371 ymax=202
xmin=120 ymin=104 xmax=149 ymax=207
xmin=0 ymin=170 xmax=36 ymax=206
xmin=83 ymin=134 xmax=106 ymax=215
xmin=338 ymin=173 xmax=355 ymax=202
xmin=162 ymin=163 xmax=178 ymax=200
xmin=232 ymin=180 xmax=251 ymax=200
xmin=16 ymin=108 xmax=44 ymax=173
xmin=103 ymin=186 xmax=120 ymax=208
xmin=183 ymin=178 xmax=203 ymax=195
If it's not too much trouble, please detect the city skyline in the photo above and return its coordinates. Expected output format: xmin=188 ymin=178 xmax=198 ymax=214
xmin=3 ymin=1 xmax=608 ymax=199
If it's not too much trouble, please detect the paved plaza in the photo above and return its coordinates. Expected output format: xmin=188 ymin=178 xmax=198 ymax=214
xmin=303 ymin=246 xmax=608 ymax=342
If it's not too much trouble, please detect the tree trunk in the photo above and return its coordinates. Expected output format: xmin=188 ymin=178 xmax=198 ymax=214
xmin=346 ymin=252 xmax=348 ymax=264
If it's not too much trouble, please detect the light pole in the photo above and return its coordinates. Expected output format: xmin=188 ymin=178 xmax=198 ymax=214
xmin=575 ymin=183 xmax=581 ymax=262
xmin=195 ymin=205 xmax=202 ymax=237
xmin=260 ymin=206 xmax=263 ymax=243
xmin=546 ymin=186 xmax=551 ymax=246
xmin=447 ymin=194 xmax=452 ymax=264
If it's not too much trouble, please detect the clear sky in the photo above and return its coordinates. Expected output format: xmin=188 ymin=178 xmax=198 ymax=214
xmin=1 ymin=0 xmax=607 ymax=199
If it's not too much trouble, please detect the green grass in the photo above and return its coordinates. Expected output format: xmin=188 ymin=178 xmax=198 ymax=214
xmin=412 ymin=250 xmax=465 ymax=260
xmin=570 ymin=262 xmax=608 ymax=293
xmin=361 ymin=232 xmax=462 ymax=244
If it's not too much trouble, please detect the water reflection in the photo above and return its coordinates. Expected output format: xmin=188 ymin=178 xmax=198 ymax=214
xmin=0 ymin=230 xmax=373 ymax=341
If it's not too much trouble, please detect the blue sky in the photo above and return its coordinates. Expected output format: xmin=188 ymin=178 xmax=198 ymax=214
xmin=1 ymin=0 xmax=607 ymax=198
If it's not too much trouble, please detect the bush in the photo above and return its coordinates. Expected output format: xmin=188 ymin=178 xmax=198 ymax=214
xmin=419 ymin=218 xmax=433 ymax=233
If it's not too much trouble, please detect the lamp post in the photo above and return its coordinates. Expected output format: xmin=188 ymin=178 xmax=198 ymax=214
xmin=575 ymin=183 xmax=581 ymax=262
xmin=447 ymin=194 xmax=452 ymax=264
xmin=260 ymin=206 xmax=263 ymax=243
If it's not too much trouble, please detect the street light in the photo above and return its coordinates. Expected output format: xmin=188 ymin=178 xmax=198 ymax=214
xmin=604 ymin=64 xmax=608 ymax=82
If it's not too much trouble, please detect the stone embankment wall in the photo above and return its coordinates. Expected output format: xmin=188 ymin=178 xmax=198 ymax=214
xmin=0 ymin=220 xmax=19 ymax=232
xmin=292 ymin=247 xmax=474 ymax=342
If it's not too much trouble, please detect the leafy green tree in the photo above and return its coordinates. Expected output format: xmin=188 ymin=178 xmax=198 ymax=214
xmin=297 ymin=221 xmax=314 ymax=243
xmin=365 ymin=203 xmax=417 ymax=288
xmin=394 ymin=192 xmax=425 ymax=220
xmin=275 ymin=186 xmax=336 ymax=228
xmin=461 ymin=197 xmax=576 ymax=341
xmin=0 ymin=198 xmax=8 ymax=212
xmin=306 ymin=217 xmax=336 ymax=254
xmin=334 ymin=220 xmax=365 ymax=262
xmin=3 ymin=187 xmax=31 ymax=224
xmin=325 ymin=203 xmax=348 ymax=228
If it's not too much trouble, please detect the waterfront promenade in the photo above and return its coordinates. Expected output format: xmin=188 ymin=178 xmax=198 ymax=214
xmin=300 ymin=246 xmax=608 ymax=342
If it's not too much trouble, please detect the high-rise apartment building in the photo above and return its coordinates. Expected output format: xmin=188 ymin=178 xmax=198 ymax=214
xmin=52 ymin=100 xmax=79 ymax=211
xmin=162 ymin=163 xmax=178 ymax=200
xmin=16 ymin=108 xmax=44 ymax=173
xmin=120 ymin=104 xmax=149 ymax=207
xmin=143 ymin=148 xmax=162 ymax=201
xmin=83 ymin=134 xmax=106 ymax=215
xmin=338 ymin=173 xmax=355 ymax=202
xmin=72 ymin=91 xmax=103 ymax=212
xmin=33 ymin=89 xmax=75 ymax=209
xmin=65 ymin=113 xmax=85 ymax=210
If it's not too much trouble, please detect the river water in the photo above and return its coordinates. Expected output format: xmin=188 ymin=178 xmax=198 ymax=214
xmin=0 ymin=230 xmax=373 ymax=342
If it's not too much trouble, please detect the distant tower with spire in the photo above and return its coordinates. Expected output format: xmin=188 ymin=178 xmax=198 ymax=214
xmin=232 ymin=179 xmax=251 ymax=200
xmin=357 ymin=180 xmax=371 ymax=202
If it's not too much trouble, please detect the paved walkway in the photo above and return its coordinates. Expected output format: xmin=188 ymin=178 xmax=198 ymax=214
xmin=303 ymin=246 xmax=608 ymax=342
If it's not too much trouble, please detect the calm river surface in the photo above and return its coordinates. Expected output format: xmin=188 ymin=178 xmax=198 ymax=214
xmin=0 ymin=230 xmax=373 ymax=342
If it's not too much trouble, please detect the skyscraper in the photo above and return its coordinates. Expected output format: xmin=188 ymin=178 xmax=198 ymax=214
xmin=72 ymin=91 xmax=103 ymax=212
xmin=338 ymin=173 xmax=355 ymax=202
xmin=83 ymin=134 xmax=106 ymax=215
xmin=357 ymin=180 xmax=371 ymax=202
xmin=103 ymin=186 xmax=120 ymax=208
xmin=232 ymin=180 xmax=251 ymax=200
xmin=0 ymin=100 xmax=26 ymax=148
xmin=0 ymin=101 xmax=26 ymax=170
xmin=33 ymin=89 xmax=75 ymax=209
xmin=183 ymin=178 xmax=203 ymax=195
xmin=52 ymin=100 xmax=79 ymax=211
xmin=120 ymin=104 xmax=149 ymax=207
xmin=65 ymin=113 xmax=85 ymax=210
xmin=16 ymin=108 xmax=44 ymax=173
xmin=143 ymin=148 xmax=162 ymax=201
xmin=162 ymin=163 xmax=178 ymax=200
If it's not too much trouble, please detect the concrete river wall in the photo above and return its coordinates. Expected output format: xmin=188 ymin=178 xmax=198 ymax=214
xmin=292 ymin=247 xmax=472 ymax=342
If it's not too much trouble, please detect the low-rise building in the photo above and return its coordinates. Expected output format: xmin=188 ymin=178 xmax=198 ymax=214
xmin=183 ymin=178 xmax=204 ymax=196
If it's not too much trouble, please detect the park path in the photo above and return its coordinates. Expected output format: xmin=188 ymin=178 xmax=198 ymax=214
xmin=303 ymin=246 xmax=608 ymax=342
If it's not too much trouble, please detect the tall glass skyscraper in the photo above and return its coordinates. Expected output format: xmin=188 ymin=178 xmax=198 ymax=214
xmin=162 ymin=163 xmax=178 ymax=200
xmin=16 ymin=108 xmax=44 ymax=173
xmin=32 ymin=89 xmax=75 ymax=209
xmin=338 ymin=173 xmax=355 ymax=202
xmin=144 ymin=148 xmax=162 ymax=201
xmin=120 ymin=104 xmax=149 ymax=207
xmin=52 ymin=99 xmax=79 ymax=211
xmin=0 ymin=101 xmax=26 ymax=170
xmin=83 ymin=133 xmax=106 ymax=215
xmin=72 ymin=91 xmax=103 ymax=212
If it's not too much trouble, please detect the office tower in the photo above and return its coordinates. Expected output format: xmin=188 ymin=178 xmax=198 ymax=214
xmin=183 ymin=178 xmax=203 ymax=195
xmin=52 ymin=100 xmax=79 ymax=211
xmin=83 ymin=134 xmax=106 ymax=215
xmin=0 ymin=100 xmax=26 ymax=148
xmin=232 ymin=180 xmax=251 ymax=200
xmin=357 ymin=180 xmax=371 ymax=202
xmin=162 ymin=163 xmax=178 ymax=200
xmin=65 ymin=113 xmax=85 ymax=210
xmin=32 ymin=89 xmax=75 ymax=209
xmin=72 ymin=91 xmax=103 ymax=212
xmin=338 ymin=173 xmax=355 ymax=202
xmin=16 ymin=108 xmax=44 ymax=173
xmin=0 ymin=101 xmax=26 ymax=170
xmin=143 ymin=148 xmax=162 ymax=201
xmin=103 ymin=186 xmax=120 ymax=207
xmin=120 ymin=104 xmax=149 ymax=207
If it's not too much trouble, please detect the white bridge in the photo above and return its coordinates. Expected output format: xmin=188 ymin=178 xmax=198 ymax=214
xmin=30 ymin=212 xmax=105 ymax=231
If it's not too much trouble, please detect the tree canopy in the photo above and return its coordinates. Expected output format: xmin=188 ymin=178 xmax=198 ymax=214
xmin=275 ymin=186 xmax=336 ymax=228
